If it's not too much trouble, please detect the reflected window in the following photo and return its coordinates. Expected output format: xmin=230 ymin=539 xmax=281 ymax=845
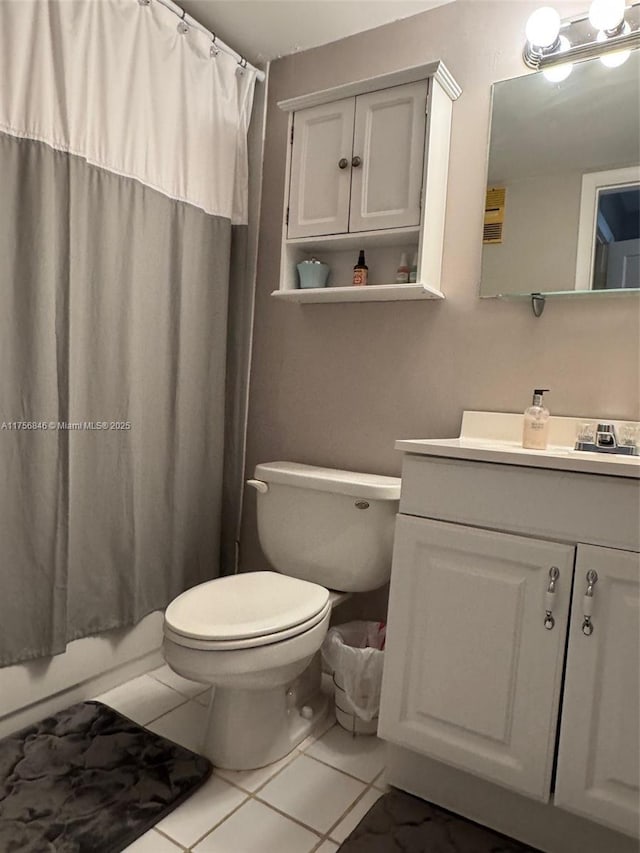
xmin=593 ymin=184 xmax=640 ymax=289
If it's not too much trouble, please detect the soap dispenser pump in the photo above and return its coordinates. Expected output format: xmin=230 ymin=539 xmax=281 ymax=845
xmin=522 ymin=389 xmax=550 ymax=450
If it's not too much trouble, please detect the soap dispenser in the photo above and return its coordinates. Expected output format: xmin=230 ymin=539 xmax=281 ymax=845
xmin=522 ymin=389 xmax=550 ymax=450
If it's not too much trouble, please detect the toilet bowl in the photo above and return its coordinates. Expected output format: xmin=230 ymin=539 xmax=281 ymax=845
xmin=163 ymin=461 xmax=401 ymax=770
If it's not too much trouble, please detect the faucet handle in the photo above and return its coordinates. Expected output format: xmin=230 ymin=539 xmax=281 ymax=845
xmin=620 ymin=424 xmax=640 ymax=448
xmin=576 ymin=422 xmax=596 ymax=444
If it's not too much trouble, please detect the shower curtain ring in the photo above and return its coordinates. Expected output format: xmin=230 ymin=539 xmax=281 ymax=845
xmin=210 ymin=34 xmax=220 ymax=58
xmin=177 ymin=8 xmax=189 ymax=35
xmin=237 ymin=57 xmax=247 ymax=76
xmin=137 ymin=0 xmax=150 ymax=6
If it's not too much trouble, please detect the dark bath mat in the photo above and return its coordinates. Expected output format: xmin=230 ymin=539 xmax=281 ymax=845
xmin=0 ymin=700 xmax=212 ymax=852
xmin=337 ymin=788 xmax=542 ymax=853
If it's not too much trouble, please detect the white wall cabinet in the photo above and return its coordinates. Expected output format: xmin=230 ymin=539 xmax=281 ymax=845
xmin=275 ymin=62 xmax=461 ymax=302
xmin=288 ymin=82 xmax=427 ymax=239
xmin=287 ymin=98 xmax=356 ymax=239
xmin=379 ymin=451 xmax=640 ymax=843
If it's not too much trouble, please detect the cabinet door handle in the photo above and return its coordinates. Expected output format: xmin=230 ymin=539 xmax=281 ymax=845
xmin=351 ymin=155 xmax=362 ymax=168
xmin=338 ymin=158 xmax=349 ymax=170
xmin=581 ymin=570 xmax=598 ymax=636
xmin=543 ymin=566 xmax=560 ymax=630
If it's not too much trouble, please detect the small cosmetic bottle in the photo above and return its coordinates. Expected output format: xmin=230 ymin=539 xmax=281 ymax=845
xmin=353 ymin=250 xmax=368 ymax=286
xmin=395 ymin=252 xmax=410 ymax=284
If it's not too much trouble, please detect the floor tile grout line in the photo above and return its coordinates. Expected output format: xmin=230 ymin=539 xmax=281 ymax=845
xmin=147 ymin=670 xmax=211 ymax=697
xmin=192 ymin=740 xmax=384 ymax=846
xmin=302 ymin=747 xmax=385 ymax=786
xmin=212 ymin=718 xmax=337 ymax=796
xmin=142 ymin=694 xmax=193 ymax=727
xmin=152 ymin=825 xmax=188 ymax=850
xmin=177 ymin=790 xmax=252 ymax=850
xmin=325 ymin=777 xmax=379 ymax=844
xmin=214 ymin=747 xmax=301 ymax=796
xmin=251 ymin=792 xmax=326 ymax=839
xmin=372 ymin=766 xmax=386 ymax=784
xmin=148 ymin=669 xmax=211 ymax=701
xmin=298 ymin=719 xmax=338 ymax=753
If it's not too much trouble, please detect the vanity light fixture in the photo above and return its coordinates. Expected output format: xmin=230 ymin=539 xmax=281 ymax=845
xmin=542 ymin=36 xmax=573 ymax=81
xmin=588 ymin=0 xmax=626 ymax=33
xmin=523 ymin=0 xmax=640 ymax=74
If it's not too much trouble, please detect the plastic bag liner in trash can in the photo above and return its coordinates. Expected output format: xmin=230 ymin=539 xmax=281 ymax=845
xmin=321 ymin=621 xmax=385 ymax=729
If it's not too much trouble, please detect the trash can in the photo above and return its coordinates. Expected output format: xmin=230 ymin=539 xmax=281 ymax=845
xmin=321 ymin=621 xmax=386 ymax=735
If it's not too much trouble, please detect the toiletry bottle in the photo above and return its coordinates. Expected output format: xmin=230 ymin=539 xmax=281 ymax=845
xmin=522 ymin=389 xmax=550 ymax=450
xmin=395 ymin=252 xmax=410 ymax=284
xmin=353 ymin=250 xmax=368 ymax=286
xmin=409 ymin=252 xmax=418 ymax=283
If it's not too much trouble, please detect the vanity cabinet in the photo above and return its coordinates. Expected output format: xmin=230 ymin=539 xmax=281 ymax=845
xmin=274 ymin=62 xmax=461 ymax=303
xmin=379 ymin=448 xmax=640 ymax=842
xmin=555 ymin=545 xmax=640 ymax=837
xmin=288 ymin=81 xmax=427 ymax=239
xmin=379 ymin=516 xmax=574 ymax=800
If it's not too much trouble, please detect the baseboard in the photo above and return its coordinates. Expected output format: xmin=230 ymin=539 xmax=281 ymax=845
xmin=0 ymin=648 xmax=163 ymax=739
xmin=385 ymin=744 xmax=637 ymax=853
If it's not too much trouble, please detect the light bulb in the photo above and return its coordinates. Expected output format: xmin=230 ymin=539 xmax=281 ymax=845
xmin=597 ymin=25 xmax=631 ymax=66
xmin=525 ymin=6 xmax=561 ymax=48
xmin=543 ymin=36 xmax=573 ymax=81
xmin=589 ymin=0 xmax=625 ymax=33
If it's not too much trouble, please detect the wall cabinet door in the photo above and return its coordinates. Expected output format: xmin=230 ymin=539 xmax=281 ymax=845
xmin=378 ymin=516 xmax=574 ymax=800
xmin=287 ymin=81 xmax=427 ymax=239
xmin=350 ymin=81 xmax=427 ymax=233
xmin=287 ymin=98 xmax=355 ymax=239
xmin=555 ymin=544 xmax=640 ymax=838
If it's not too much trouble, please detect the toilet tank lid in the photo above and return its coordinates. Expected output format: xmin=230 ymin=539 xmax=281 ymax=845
xmin=254 ymin=461 xmax=401 ymax=500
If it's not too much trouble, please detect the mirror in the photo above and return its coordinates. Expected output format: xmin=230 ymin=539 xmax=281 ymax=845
xmin=480 ymin=51 xmax=640 ymax=297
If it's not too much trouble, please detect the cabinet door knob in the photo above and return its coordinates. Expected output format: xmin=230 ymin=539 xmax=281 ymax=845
xmin=543 ymin=566 xmax=560 ymax=630
xmin=581 ymin=569 xmax=598 ymax=636
xmin=338 ymin=158 xmax=349 ymax=170
xmin=351 ymin=155 xmax=362 ymax=168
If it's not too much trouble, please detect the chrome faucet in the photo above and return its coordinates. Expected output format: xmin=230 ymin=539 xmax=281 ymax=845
xmin=575 ymin=422 xmax=639 ymax=456
xmin=595 ymin=423 xmax=617 ymax=449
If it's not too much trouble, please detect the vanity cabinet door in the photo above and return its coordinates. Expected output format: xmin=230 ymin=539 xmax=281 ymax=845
xmin=555 ymin=545 xmax=640 ymax=838
xmin=378 ymin=516 xmax=574 ymax=801
xmin=287 ymin=98 xmax=356 ymax=239
xmin=349 ymin=81 xmax=427 ymax=233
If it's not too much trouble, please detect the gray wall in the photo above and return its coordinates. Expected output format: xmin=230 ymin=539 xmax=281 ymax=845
xmin=240 ymin=0 xmax=640 ymax=573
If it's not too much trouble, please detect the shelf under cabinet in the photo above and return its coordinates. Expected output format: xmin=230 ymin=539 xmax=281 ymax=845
xmin=271 ymin=283 xmax=444 ymax=303
xmin=285 ymin=226 xmax=421 ymax=253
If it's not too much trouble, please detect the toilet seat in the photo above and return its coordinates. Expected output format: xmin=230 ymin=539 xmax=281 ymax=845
xmin=164 ymin=571 xmax=330 ymax=651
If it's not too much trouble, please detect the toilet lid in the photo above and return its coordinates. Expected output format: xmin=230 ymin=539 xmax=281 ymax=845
xmin=164 ymin=571 xmax=330 ymax=642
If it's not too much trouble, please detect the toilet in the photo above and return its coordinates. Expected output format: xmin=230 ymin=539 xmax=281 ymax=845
xmin=163 ymin=461 xmax=401 ymax=769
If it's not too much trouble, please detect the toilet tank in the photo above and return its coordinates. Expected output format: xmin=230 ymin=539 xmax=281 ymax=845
xmin=250 ymin=462 xmax=401 ymax=592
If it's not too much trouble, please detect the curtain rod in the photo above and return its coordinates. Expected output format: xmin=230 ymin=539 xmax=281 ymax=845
xmin=149 ymin=0 xmax=266 ymax=82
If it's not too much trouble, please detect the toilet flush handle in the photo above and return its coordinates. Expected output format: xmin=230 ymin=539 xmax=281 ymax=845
xmin=246 ymin=479 xmax=269 ymax=494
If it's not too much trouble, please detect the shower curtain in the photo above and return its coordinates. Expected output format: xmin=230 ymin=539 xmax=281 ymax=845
xmin=0 ymin=0 xmax=257 ymax=667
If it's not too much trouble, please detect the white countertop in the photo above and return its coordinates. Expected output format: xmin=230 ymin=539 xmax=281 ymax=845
xmin=395 ymin=412 xmax=640 ymax=478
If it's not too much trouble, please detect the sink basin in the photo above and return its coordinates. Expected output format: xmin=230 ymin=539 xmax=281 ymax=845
xmin=395 ymin=412 xmax=640 ymax=478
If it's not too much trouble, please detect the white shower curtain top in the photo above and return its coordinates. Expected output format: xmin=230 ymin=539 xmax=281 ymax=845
xmin=0 ymin=0 xmax=256 ymax=224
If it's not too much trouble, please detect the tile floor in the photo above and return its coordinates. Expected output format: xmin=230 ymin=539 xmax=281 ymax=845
xmin=94 ymin=666 xmax=388 ymax=852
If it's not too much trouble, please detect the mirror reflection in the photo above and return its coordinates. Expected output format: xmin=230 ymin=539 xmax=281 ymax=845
xmin=480 ymin=50 xmax=640 ymax=297
xmin=591 ymin=184 xmax=640 ymax=290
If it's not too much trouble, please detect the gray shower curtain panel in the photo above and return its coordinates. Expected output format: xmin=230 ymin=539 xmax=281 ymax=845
xmin=0 ymin=131 xmax=237 ymax=666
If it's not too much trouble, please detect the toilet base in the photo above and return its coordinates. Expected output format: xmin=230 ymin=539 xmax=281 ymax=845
xmin=204 ymin=656 xmax=330 ymax=770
